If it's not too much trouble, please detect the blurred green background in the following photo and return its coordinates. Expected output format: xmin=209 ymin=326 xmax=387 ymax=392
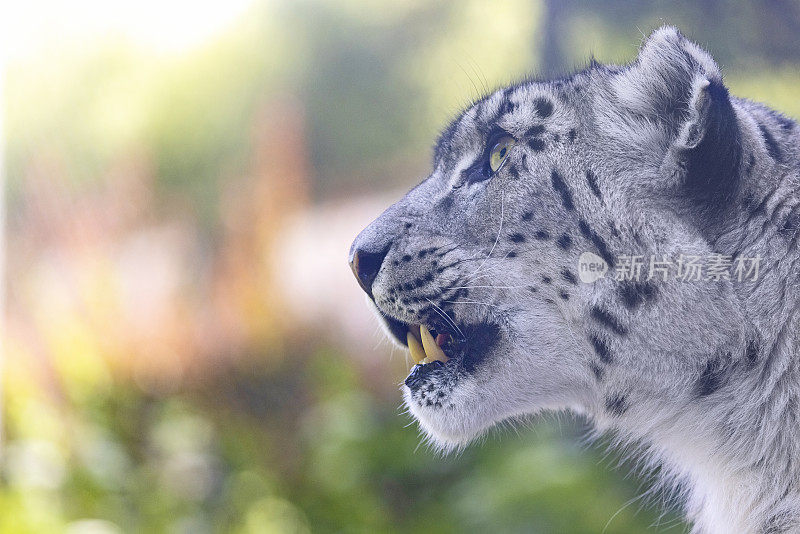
xmin=5 ymin=1 xmax=800 ymax=532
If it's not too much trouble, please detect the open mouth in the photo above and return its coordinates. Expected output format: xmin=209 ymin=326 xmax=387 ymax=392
xmin=378 ymin=309 xmax=498 ymax=389
xmin=379 ymin=311 xmax=464 ymax=363
xmin=401 ymin=320 xmax=464 ymax=391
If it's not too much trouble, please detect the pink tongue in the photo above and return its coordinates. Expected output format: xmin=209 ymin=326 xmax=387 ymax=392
xmin=435 ymin=333 xmax=447 ymax=347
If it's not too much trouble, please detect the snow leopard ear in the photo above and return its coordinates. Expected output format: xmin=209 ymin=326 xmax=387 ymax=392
xmin=619 ymin=27 xmax=742 ymax=219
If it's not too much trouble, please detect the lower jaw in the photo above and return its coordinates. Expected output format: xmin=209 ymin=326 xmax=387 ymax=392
xmin=402 ymin=390 xmax=483 ymax=450
xmin=404 ymin=360 xmax=447 ymax=389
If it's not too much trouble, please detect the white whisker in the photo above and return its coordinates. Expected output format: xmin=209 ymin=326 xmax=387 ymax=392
xmin=425 ymin=297 xmax=465 ymax=339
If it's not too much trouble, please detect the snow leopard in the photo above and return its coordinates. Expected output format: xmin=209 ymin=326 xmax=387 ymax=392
xmin=348 ymin=26 xmax=800 ymax=534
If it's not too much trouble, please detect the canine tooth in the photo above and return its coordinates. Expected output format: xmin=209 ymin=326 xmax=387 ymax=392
xmin=407 ymin=331 xmax=426 ymax=364
xmin=420 ymin=325 xmax=448 ymax=362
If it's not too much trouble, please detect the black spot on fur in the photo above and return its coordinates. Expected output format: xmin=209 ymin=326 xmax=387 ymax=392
xmin=404 ymin=222 xmax=412 ymax=230
xmin=776 ymin=115 xmax=795 ymax=131
xmin=534 ymin=230 xmax=550 ymax=240
xmin=506 ymin=164 xmax=520 ymax=179
xmin=746 ymin=339 xmax=759 ymax=366
xmin=553 ymin=133 xmax=560 ymax=142
xmin=605 ymin=394 xmax=627 ymax=416
xmin=528 ymin=138 xmax=545 ymax=151
xmin=585 ymin=170 xmax=602 ymax=199
xmin=559 ymin=290 xmax=569 ymax=300
xmin=551 ymin=169 xmax=575 ymax=211
xmin=561 ymin=269 xmax=577 ymax=285
xmin=780 ymin=209 xmax=800 ymax=237
xmin=508 ymin=233 xmax=526 ymax=243
xmin=578 ymin=219 xmax=615 ymax=269
xmin=696 ymin=355 xmax=729 ymax=397
xmin=618 ymin=281 xmax=657 ymax=310
xmin=401 ymin=254 xmax=412 ymax=262
xmin=568 ymin=128 xmax=577 ymax=143
xmin=525 ymin=125 xmax=545 ymax=137
xmin=590 ymin=307 xmax=628 ymax=336
xmin=520 ymin=154 xmax=529 ymax=172
xmin=556 ymin=233 xmax=572 ymax=250
xmin=590 ymin=362 xmax=604 ymax=380
xmin=506 ymin=251 xmax=518 ymax=258
xmin=589 ymin=334 xmax=612 ymax=363
xmin=533 ymin=97 xmax=554 ymax=118
xmin=521 ymin=211 xmax=533 ymax=221
xmin=437 ymin=194 xmax=455 ymax=214
xmin=759 ymin=123 xmax=782 ymax=161
xmin=541 ymin=275 xmax=552 ymax=284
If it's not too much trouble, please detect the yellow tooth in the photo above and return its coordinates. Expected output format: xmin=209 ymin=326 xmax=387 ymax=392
xmin=407 ymin=331 xmax=426 ymax=364
xmin=420 ymin=325 xmax=449 ymax=362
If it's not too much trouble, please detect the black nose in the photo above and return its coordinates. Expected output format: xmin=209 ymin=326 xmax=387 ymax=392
xmin=349 ymin=243 xmax=390 ymax=297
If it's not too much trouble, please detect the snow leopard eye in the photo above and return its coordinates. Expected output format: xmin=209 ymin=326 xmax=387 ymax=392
xmin=488 ymin=135 xmax=516 ymax=174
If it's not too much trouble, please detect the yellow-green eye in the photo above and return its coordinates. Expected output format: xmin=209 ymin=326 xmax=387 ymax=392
xmin=489 ymin=135 xmax=516 ymax=173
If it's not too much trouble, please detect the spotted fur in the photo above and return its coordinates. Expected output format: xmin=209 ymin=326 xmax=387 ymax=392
xmin=350 ymin=27 xmax=800 ymax=534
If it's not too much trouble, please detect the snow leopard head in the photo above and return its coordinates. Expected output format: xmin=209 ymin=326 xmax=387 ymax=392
xmin=348 ymin=26 xmax=791 ymax=454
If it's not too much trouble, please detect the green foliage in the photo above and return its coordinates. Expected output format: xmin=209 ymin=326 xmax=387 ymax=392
xmin=2 ymin=352 xmax=678 ymax=533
